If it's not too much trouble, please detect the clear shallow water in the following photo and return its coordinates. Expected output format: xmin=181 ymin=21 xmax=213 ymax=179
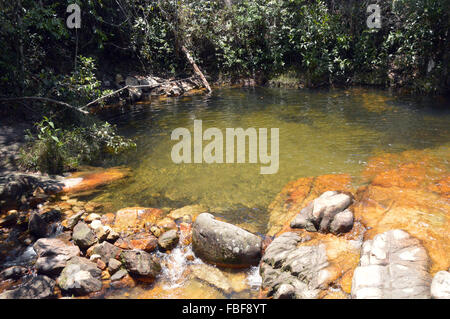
xmin=90 ymin=87 xmax=450 ymax=232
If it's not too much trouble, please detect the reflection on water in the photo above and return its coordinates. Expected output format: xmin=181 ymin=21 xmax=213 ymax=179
xmin=89 ymin=87 xmax=449 ymax=232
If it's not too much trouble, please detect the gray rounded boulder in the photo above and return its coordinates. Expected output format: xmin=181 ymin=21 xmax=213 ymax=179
xmin=192 ymin=213 xmax=262 ymax=267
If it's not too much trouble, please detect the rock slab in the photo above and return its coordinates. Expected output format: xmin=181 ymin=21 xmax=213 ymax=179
xmin=351 ymin=229 xmax=432 ymax=299
xmin=260 ymin=232 xmax=330 ymax=299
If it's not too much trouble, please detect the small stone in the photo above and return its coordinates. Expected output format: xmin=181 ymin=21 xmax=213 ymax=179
xmin=90 ymin=219 xmax=102 ymax=230
xmin=106 ymin=228 xmax=120 ymax=242
xmin=72 ymin=222 xmax=97 ymax=249
xmin=28 ymin=212 xmax=49 ymax=238
xmin=85 ymin=213 xmax=101 ymax=223
xmin=62 ymin=211 xmax=83 ymax=230
xmin=90 ymin=254 xmax=102 ymax=262
xmin=150 ymin=226 xmax=161 ymax=237
xmin=158 ymin=229 xmax=179 ymax=250
xmin=110 ymin=269 xmax=128 ymax=281
xmin=274 ymin=284 xmax=296 ymax=299
xmin=121 ymin=250 xmax=161 ymax=278
xmin=96 ymin=259 xmax=107 ymax=270
xmin=108 ymin=258 xmax=122 ymax=274
xmin=90 ymin=242 xmax=122 ymax=263
xmin=431 ymin=271 xmax=450 ymax=299
xmin=57 ymin=257 xmax=102 ymax=295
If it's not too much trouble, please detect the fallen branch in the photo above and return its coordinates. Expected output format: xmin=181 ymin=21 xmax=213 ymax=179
xmin=0 ymin=96 xmax=89 ymax=114
xmin=0 ymin=77 xmax=198 ymax=115
xmin=79 ymin=76 xmax=196 ymax=111
xmin=181 ymin=46 xmax=212 ymax=93
xmin=157 ymin=1 xmax=212 ymax=93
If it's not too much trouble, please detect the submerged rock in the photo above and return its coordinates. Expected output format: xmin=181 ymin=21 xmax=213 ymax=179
xmin=192 ymin=213 xmax=262 ymax=267
xmin=168 ymin=205 xmax=208 ymax=221
xmin=62 ymin=167 xmax=130 ymax=195
xmin=57 ymin=256 xmax=102 ymax=295
xmin=189 ymin=264 xmax=232 ymax=294
xmin=0 ymin=275 xmax=55 ymax=299
xmin=351 ymin=229 xmax=431 ymax=299
xmin=431 ymin=270 xmax=450 ymax=299
xmin=114 ymin=232 xmax=158 ymax=252
xmin=113 ymin=207 xmax=163 ymax=233
xmin=290 ymin=191 xmax=354 ymax=234
xmin=121 ymin=250 xmax=161 ymax=278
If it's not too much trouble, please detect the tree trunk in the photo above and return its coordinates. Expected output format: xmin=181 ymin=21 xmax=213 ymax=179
xmin=181 ymin=46 xmax=212 ymax=93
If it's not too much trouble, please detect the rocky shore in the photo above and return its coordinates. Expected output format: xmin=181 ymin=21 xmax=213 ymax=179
xmin=0 ymin=146 xmax=449 ymax=299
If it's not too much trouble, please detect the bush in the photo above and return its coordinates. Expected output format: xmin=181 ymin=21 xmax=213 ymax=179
xmin=19 ymin=117 xmax=136 ymax=174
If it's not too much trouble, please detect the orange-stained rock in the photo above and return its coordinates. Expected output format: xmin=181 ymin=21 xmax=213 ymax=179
xmin=156 ymin=218 xmax=177 ymax=231
xmin=362 ymin=148 xmax=449 ymax=195
xmin=136 ymin=280 xmax=225 ymax=299
xmin=179 ymin=222 xmax=192 ymax=246
xmin=101 ymin=213 xmax=115 ymax=226
xmin=110 ymin=274 xmax=136 ymax=289
xmin=113 ymin=207 xmax=163 ymax=233
xmin=321 ymin=289 xmax=349 ymax=299
xmin=354 ymin=184 xmax=450 ymax=274
xmin=429 ymin=176 xmax=450 ymax=199
xmin=114 ymin=232 xmax=158 ymax=252
xmin=62 ymin=166 xmax=131 ymax=195
xmin=267 ymin=174 xmax=353 ymax=236
xmin=264 ymin=173 xmax=365 ymax=299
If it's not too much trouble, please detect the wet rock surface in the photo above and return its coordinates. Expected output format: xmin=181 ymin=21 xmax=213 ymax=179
xmin=351 ymin=229 xmax=431 ymax=299
xmin=121 ymin=250 xmax=161 ymax=278
xmin=192 ymin=213 xmax=262 ymax=267
xmin=33 ymin=238 xmax=80 ymax=276
xmin=89 ymin=242 xmax=122 ymax=263
xmin=72 ymin=222 xmax=97 ymax=249
xmin=290 ymin=191 xmax=354 ymax=234
xmin=267 ymin=174 xmax=354 ymax=236
xmin=260 ymin=232 xmax=330 ymax=299
xmin=0 ymin=275 xmax=55 ymax=299
xmin=57 ymin=256 xmax=102 ymax=295
xmin=158 ymin=229 xmax=179 ymax=251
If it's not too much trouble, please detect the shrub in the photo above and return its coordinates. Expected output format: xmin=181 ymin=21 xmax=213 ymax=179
xmin=19 ymin=117 xmax=136 ymax=174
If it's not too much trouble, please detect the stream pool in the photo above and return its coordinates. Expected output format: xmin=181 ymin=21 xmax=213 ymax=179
xmin=89 ymin=87 xmax=450 ymax=234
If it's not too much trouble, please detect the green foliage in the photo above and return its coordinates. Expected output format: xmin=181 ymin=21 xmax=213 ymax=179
xmin=52 ymin=55 xmax=113 ymax=106
xmin=19 ymin=117 xmax=136 ymax=174
xmin=0 ymin=0 xmax=449 ymax=97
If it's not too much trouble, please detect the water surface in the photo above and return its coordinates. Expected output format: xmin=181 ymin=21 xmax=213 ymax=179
xmin=91 ymin=87 xmax=450 ymax=232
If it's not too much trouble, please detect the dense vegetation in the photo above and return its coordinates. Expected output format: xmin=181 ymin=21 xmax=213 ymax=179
xmin=0 ymin=0 xmax=449 ymax=173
